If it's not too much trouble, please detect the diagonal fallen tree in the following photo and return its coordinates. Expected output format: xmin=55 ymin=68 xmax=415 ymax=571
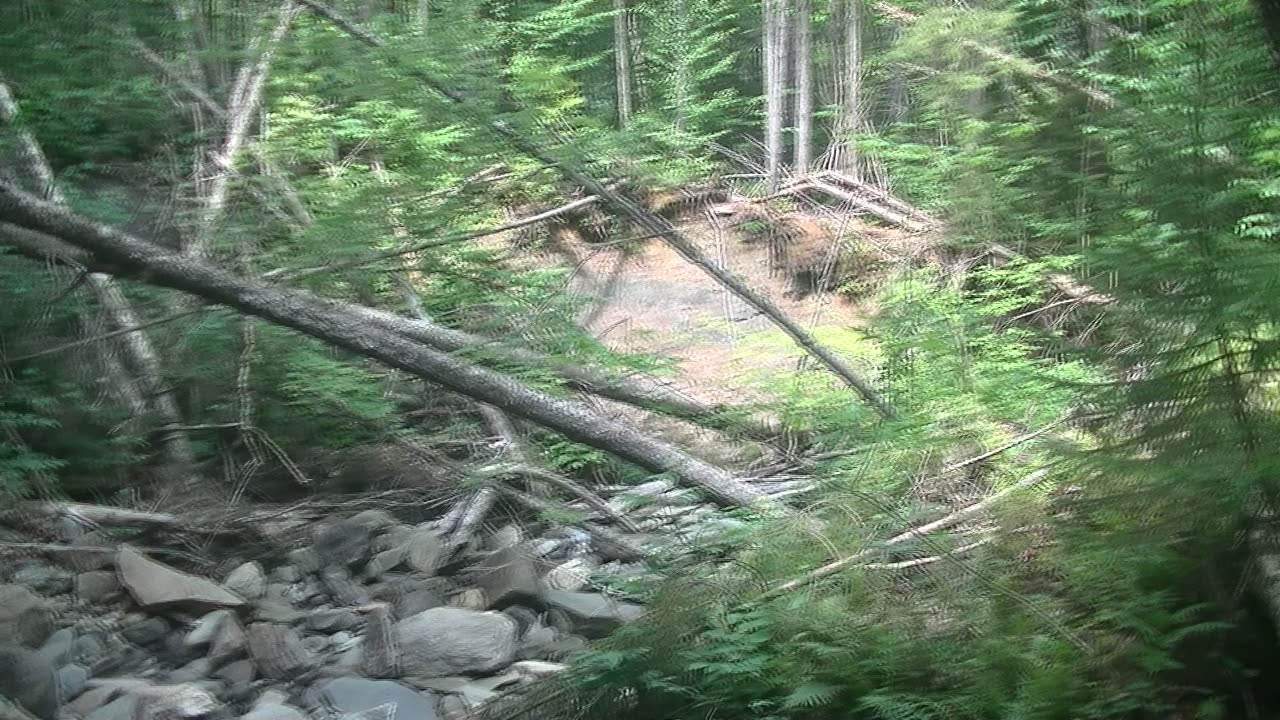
xmin=0 ymin=180 xmax=779 ymax=511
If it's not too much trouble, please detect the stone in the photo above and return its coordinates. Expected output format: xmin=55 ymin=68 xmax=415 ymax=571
xmin=0 ymin=644 xmax=60 ymax=720
xmin=245 ymin=623 xmax=313 ymax=679
xmin=209 ymin=615 xmax=247 ymax=662
xmin=84 ymin=696 xmax=137 ymax=720
xmin=363 ymin=548 xmax=405 ymax=579
xmin=121 ymin=618 xmax=169 ymax=647
xmin=541 ymin=590 xmax=643 ymax=639
xmin=472 ymin=545 xmax=541 ymax=609
xmin=486 ymin=525 xmax=523 ymax=551
xmin=403 ymin=530 xmax=445 ymax=576
xmin=307 ymin=609 xmax=359 ymax=633
xmin=271 ymin=565 xmax=302 ymax=584
xmin=502 ymin=606 xmax=540 ymax=635
xmin=253 ymin=690 xmax=291 ymax=709
xmin=242 ymin=704 xmax=309 ymax=720
xmin=320 ymin=568 xmax=369 ymax=606
xmin=436 ymin=694 xmax=469 ymax=720
xmin=313 ymin=514 xmax=385 ymax=569
xmin=375 ymin=525 xmax=413 ymax=553
xmin=404 ymin=677 xmax=498 ymax=708
xmin=303 ymin=678 xmax=437 ymax=720
xmin=253 ymin=601 xmax=304 ymax=625
xmin=516 ymin=624 xmax=558 ymax=661
xmin=286 ymin=548 xmax=321 ymax=576
xmin=185 ymin=610 xmax=232 ymax=647
xmin=510 ymin=660 xmax=567 ymax=681
xmin=60 ymin=532 xmax=114 ymax=573
xmin=447 ymin=589 xmax=488 ymax=611
xmin=166 ymin=658 xmax=213 ymax=684
xmin=395 ymin=588 xmax=444 ymax=619
xmin=11 ymin=565 xmax=74 ymax=596
xmin=128 ymin=683 xmax=220 ymax=720
xmin=348 ymin=510 xmax=398 ymax=531
xmin=395 ymin=608 xmax=517 ymax=677
xmin=213 ymin=658 xmax=255 ymax=686
xmin=37 ymin=629 xmax=74 ymax=667
xmin=0 ymin=585 xmax=53 ymax=647
xmin=0 ymin=694 xmax=41 ymax=720
xmin=115 ymin=547 xmax=244 ymax=611
xmin=56 ymin=662 xmax=90 ymax=702
xmin=223 ymin=562 xmax=266 ymax=600
xmin=75 ymin=571 xmax=120 ymax=603
xmin=542 ymin=558 xmax=595 ymax=592
xmin=358 ymin=605 xmax=397 ymax=679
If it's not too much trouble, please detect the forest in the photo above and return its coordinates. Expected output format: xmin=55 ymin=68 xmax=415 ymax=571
xmin=1 ymin=0 xmax=1280 ymax=718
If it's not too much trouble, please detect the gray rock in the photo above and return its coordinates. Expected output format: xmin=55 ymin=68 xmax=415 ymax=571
xmin=502 ymin=606 xmax=540 ymax=635
xmin=303 ymin=678 xmax=436 ymax=720
xmin=516 ymin=624 xmax=558 ymax=661
xmin=121 ymin=618 xmax=169 ymax=647
xmin=223 ymin=562 xmax=266 ymax=600
xmin=241 ymin=703 xmax=308 ymax=720
xmin=38 ymin=629 xmax=74 ymax=667
xmin=543 ymin=558 xmax=595 ymax=592
xmin=271 ymin=565 xmax=302 ymax=584
xmin=541 ymin=590 xmax=643 ymax=638
xmin=84 ymin=695 xmax=137 ymax=720
xmin=76 ymin=571 xmax=120 ymax=603
xmin=253 ymin=690 xmax=291 ymax=709
xmin=313 ymin=514 xmax=388 ymax=570
xmin=510 ymin=660 xmax=567 ymax=681
xmin=55 ymin=663 xmax=90 ymax=702
xmin=403 ymin=530 xmax=444 ymax=576
xmin=185 ymin=610 xmax=233 ymax=647
xmin=307 ymin=609 xmax=359 ymax=633
xmin=253 ymin=601 xmax=303 ymax=625
xmin=212 ymin=658 xmax=255 ymax=686
xmin=302 ymin=636 xmax=329 ymax=655
xmin=209 ymin=615 xmax=247 ymax=662
xmin=69 ymin=634 xmax=106 ymax=666
xmin=128 ymin=683 xmax=221 ymax=720
xmin=330 ymin=631 xmax=355 ymax=649
xmin=287 ymin=548 xmax=322 ymax=575
xmin=447 ymin=588 xmax=488 ymax=610
xmin=486 ymin=525 xmax=523 ymax=551
xmin=472 ymin=545 xmax=541 ymax=609
xmin=0 ymin=644 xmax=60 ymax=720
xmin=321 ymin=568 xmax=369 ymax=607
xmin=349 ymin=510 xmax=398 ymax=531
xmin=0 ymin=694 xmax=42 ymax=720
xmin=245 ymin=623 xmax=313 ymax=679
xmin=116 ymin=547 xmax=244 ymax=611
xmin=11 ymin=565 xmax=74 ymax=596
xmin=60 ymin=532 xmax=114 ymax=573
xmin=363 ymin=548 xmax=404 ymax=579
xmin=0 ymin=585 xmax=53 ymax=647
xmin=358 ymin=605 xmax=397 ymax=679
xmin=394 ymin=588 xmax=444 ymax=620
xmin=166 ymin=658 xmax=213 ymax=684
xmin=375 ymin=525 xmax=414 ymax=553
xmin=395 ymin=608 xmax=517 ymax=677
xmin=436 ymin=694 xmax=469 ymax=720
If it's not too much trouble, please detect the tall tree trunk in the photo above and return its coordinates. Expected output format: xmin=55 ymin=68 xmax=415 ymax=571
xmin=830 ymin=0 xmax=863 ymax=176
xmin=792 ymin=0 xmax=814 ymax=174
xmin=886 ymin=26 xmax=908 ymax=125
xmin=190 ymin=0 xmax=300 ymax=259
xmin=416 ymin=0 xmax=430 ymax=31
xmin=613 ymin=0 xmax=635 ymax=128
xmin=764 ymin=0 xmax=790 ymax=191
xmin=0 ymin=81 xmax=200 ymax=482
xmin=0 ymin=181 xmax=780 ymax=510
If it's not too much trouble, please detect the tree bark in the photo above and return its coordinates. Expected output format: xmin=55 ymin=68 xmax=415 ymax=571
xmin=0 ymin=80 xmax=200 ymax=481
xmin=294 ymin=0 xmax=897 ymax=420
xmin=829 ymin=0 xmax=864 ymax=176
xmin=613 ymin=0 xmax=635 ymax=128
xmin=0 ymin=181 xmax=779 ymax=510
xmin=792 ymin=0 xmax=814 ymax=174
xmin=763 ymin=0 xmax=790 ymax=191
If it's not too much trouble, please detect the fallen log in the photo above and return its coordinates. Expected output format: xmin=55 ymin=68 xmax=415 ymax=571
xmin=0 ymin=180 xmax=779 ymax=511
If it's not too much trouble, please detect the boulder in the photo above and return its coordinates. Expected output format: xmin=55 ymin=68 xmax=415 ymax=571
xmin=286 ymin=548 xmax=322 ymax=576
xmin=321 ymin=568 xmax=369 ymax=606
xmin=542 ymin=558 xmax=595 ymax=592
xmin=303 ymin=678 xmax=437 ymax=720
xmin=0 ymin=694 xmax=40 ymax=720
xmin=486 ymin=525 xmax=523 ymax=551
xmin=11 ymin=564 xmax=74 ymax=596
xmin=358 ymin=605 xmax=397 ymax=679
xmin=223 ymin=562 xmax=266 ymax=600
xmin=128 ymin=683 xmax=221 ymax=720
xmin=447 ymin=589 xmax=488 ymax=611
xmin=75 ymin=571 xmax=120 ymax=603
xmin=541 ymin=590 xmax=643 ymax=639
xmin=395 ymin=608 xmax=518 ymax=677
xmin=120 ymin=618 xmax=169 ymax=647
xmin=271 ymin=565 xmax=302 ymax=584
xmin=510 ymin=660 xmax=567 ymax=682
xmin=363 ymin=547 xmax=405 ymax=579
xmin=0 ymin=644 xmax=60 ymax=720
xmin=307 ymin=609 xmax=359 ymax=633
xmin=472 ymin=545 xmax=541 ymax=609
xmin=0 ymin=585 xmax=53 ymax=647
xmin=375 ymin=525 xmax=414 ymax=553
xmin=245 ymin=623 xmax=313 ymax=679
xmin=313 ymin=512 xmax=396 ymax=569
xmin=60 ymin=532 xmax=115 ymax=573
xmin=241 ymin=704 xmax=308 ymax=720
xmin=212 ymin=658 xmax=255 ymax=686
xmin=115 ymin=547 xmax=244 ymax=611
xmin=55 ymin=663 xmax=90 ymax=703
xmin=403 ymin=529 xmax=444 ymax=576
xmin=37 ymin=629 xmax=74 ymax=667
xmin=394 ymin=588 xmax=445 ymax=619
